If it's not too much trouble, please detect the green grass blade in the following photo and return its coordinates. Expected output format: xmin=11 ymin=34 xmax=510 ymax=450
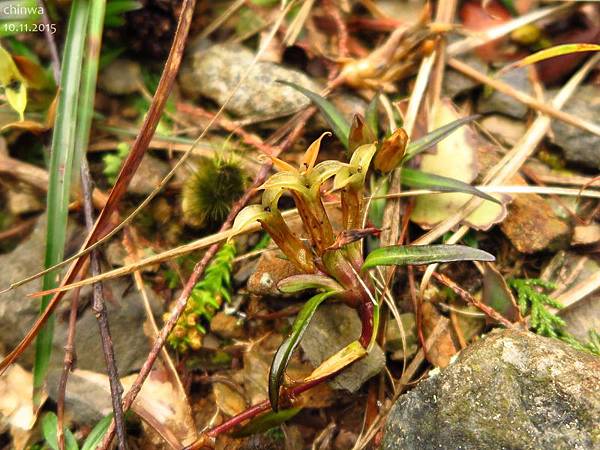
xmin=278 ymin=80 xmax=350 ymax=148
xmin=80 ymin=414 xmax=113 ymax=450
xmin=404 ymin=115 xmax=479 ymax=162
xmin=34 ymin=0 xmax=90 ymax=405
xmin=362 ymin=244 xmax=495 ymax=270
xmin=71 ymin=0 xmax=107 ymax=190
xmin=268 ymin=291 xmax=335 ymax=411
xmin=401 ymin=168 xmax=500 ymax=204
xmin=41 ymin=412 xmax=79 ymax=450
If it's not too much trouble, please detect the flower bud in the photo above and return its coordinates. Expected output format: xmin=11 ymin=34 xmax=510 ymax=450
xmin=374 ymin=128 xmax=408 ymax=173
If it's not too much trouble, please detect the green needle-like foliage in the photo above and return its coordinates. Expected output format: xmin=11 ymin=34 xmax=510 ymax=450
xmin=509 ymin=278 xmax=600 ymax=355
xmin=166 ymin=243 xmax=236 ymax=352
xmin=508 ymin=278 xmax=563 ymax=338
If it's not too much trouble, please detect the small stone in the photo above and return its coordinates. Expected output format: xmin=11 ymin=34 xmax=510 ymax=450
xmin=443 ymin=52 xmax=488 ymax=98
xmin=247 ymin=251 xmax=302 ymax=296
xmin=6 ymin=181 xmax=44 ymax=215
xmin=478 ymin=67 xmax=533 ymax=119
xmin=98 ymin=59 xmax=142 ymax=95
xmin=571 ymin=223 xmax=600 ymax=246
xmin=180 ymin=41 xmax=321 ymax=120
xmin=300 ymin=304 xmax=385 ymax=393
xmin=480 ymin=114 xmax=526 ymax=146
xmin=129 ymin=154 xmax=170 ymax=195
xmin=382 ymin=329 xmax=600 ymax=450
xmin=550 ymin=85 xmax=600 ymax=170
xmin=500 ymin=193 xmax=571 ymax=253
xmin=210 ymin=312 xmax=244 ymax=339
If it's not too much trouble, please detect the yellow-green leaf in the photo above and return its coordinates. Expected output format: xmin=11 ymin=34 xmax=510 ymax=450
xmin=230 ymin=205 xmax=269 ymax=239
xmin=303 ymin=340 xmax=367 ymax=382
xmin=0 ymin=45 xmax=27 ymax=121
xmin=301 ymin=132 xmax=330 ymax=172
xmin=500 ymin=43 xmax=600 ymax=74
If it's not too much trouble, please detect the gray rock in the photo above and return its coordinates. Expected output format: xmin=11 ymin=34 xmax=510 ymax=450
xmin=478 ymin=67 xmax=533 ymax=119
xmin=0 ymin=215 xmax=61 ymax=366
xmin=180 ymin=42 xmax=321 ymax=120
xmin=0 ymin=215 xmax=162 ymax=377
xmin=382 ymin=329 xmax=600 ymax=450
xmin=49 ymin=277 xmax=162 ymax=375
xmin=550 ymin=85 xmax=600 ymax=170
xmin=98 ymin=59 xmax=142 ymax=95
xmin=129 ymin=154 xmax=170 ymax=195
xmin=443 ymin=53 xmax=488 ymax=99
xmin=300 ymin=304 xmax=385 ymax=393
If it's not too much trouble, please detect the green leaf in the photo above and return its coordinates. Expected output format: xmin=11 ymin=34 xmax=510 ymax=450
xmin=34 ymin=0 xmax=91 ymax=407
xmin=233 ymin=408 xmax=302 ymax=437
xmin=401 ymin=168 xmax=500 ymax=204
xmin=81 ymin=414 xmax=113 ymax=450
xmin=362 ymin=244 xmax=494 ymax=270
xmin=278 ymin=80 xmax=350 ymax=148
xmin=269 ymin=291 xmax=336 ymax=411
xmin=105 ymin=0 xmax=142 ymax=16
xmin=230 ymin=204 xmax=269 ymax=238
xmin=42 ymin=412 xmax=79 ymax=450
xmin=404 ymin=115 xmax=479 ymax=162
xmin=278 ymin=274 xmax=343 ymax=294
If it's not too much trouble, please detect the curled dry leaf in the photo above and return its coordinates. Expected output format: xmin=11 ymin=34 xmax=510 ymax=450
xmin=411 ymin=100 xmax=507 ymax=231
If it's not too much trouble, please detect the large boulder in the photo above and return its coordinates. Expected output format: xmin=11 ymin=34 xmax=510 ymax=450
xmin=382 ymin=329 xmax=600 ymax=450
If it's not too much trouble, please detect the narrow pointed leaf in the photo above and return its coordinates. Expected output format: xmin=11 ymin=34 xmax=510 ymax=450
xmin=401 ymin=168 xmax=500 ymax=204
xmin=270 ymin=156 xmax=298 ymax=173
xmin=303 ymin=340 xmax=367 ymax=382
xmin=500 ymin=43 xmax=600 ymax=74
xmin=404 ymin=115 xmax=479 ymax=161
xmin=278 ymin=80 xmax=350 ymax=148
xmin=233 ymin=408 xmax=302 ymax=437
xmin=278 ymin=274 xmax=343 ymax=294
xmin=362 ymin=244 xmax=494 ymax=270
xmin=269 ymin=291 xmax=336 ymax=411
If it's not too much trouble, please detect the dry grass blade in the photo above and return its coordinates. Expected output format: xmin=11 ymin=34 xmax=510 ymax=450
xmin=553 ymin=271 xmax=600 ymax=313
xmin=415 ymin=53 xmax=600 ymax=297
xmin=448 ymin=57 xmax=600 ymax=136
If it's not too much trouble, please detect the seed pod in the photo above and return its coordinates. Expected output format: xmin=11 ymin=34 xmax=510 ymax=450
xmin=373 ymin=128 xmax=408 ymax=173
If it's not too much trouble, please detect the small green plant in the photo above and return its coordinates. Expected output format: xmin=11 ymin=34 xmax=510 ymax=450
xmin=181 ymin=156 xmax=247 ymax=228
xmin=231 ymin=102 xmax=496 ymax=411
xmin=509 ymin=278 xmax=600 ymax=355
xmin=40 ymin=412 xmax=113 ymax=450
xmin=165 ymin=243 xmax=236 ymax=352
xmin=102 ymin=142 xmax=130 ymax=185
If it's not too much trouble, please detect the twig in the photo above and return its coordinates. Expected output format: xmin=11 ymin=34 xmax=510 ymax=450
xmin=81 ymin=158 xmax=128 ymax=450
xmin=37 ymin=0 xmax=60 ymax=82
xmin=56 ymin=285 xmax=81 ymax=450
xmin=448 ymin=57 xmax=600 ymax=136
xmin=430 ymin=272 xmax=513 ymax=327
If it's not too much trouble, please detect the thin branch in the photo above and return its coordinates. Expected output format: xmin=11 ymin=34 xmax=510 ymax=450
xmin=56 ymin=286 xmax=81 ymax=450
xmin=81 ymin=157 xmax=128 ymax=450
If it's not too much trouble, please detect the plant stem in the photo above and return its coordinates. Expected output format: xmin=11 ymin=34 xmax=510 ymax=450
xmin=81 ymin=157 xmax=128 ymax=450
xmin=56 ymin=286 xmax=81 ymax=450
